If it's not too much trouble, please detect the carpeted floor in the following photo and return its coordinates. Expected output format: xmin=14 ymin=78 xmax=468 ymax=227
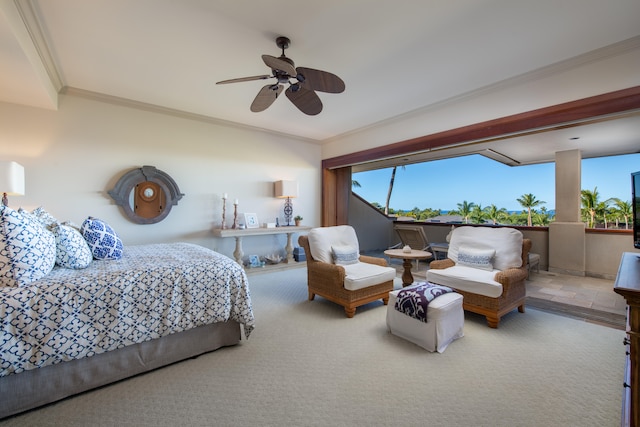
xmin=0 ymin=269 xmax=626 ymax=426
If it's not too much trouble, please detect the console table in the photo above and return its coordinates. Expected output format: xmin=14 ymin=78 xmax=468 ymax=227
xmin=212 ymin=226 xmax=311 ymax=267
xmin=614 ymin=252 xmax=640 ymax=427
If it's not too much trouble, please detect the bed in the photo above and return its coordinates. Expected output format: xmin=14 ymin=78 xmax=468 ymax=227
xmin=0 ymin=242 xmax=255 ymax=419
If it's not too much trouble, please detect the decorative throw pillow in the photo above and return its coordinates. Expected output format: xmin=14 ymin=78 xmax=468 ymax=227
xmin=331 ymin=245 xmax=359 ymax=265
xmin=0 ymin=205 xmax=57 ymax=287
xmin=81 ymin=217 xmax=123 ymax=260
xmin=30 ymin=206 xmax=58 ymax=227
xmin=50 ymin=222 xmax=93 ymax=269
xmin=456 ymin=246 xmax=496 ymax=271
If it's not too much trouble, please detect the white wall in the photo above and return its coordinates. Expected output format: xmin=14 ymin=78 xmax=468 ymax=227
xmin=0 ymin=94 xmax=321 ymax=260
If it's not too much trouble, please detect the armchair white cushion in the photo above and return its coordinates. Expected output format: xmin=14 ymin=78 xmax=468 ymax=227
xmin=447 ymin=226 xmax=522 ymax=271
xmin=308 ymin=225 xmax=360 ymax=264
xmin=341 ymin=261 xmax=396 ymax=291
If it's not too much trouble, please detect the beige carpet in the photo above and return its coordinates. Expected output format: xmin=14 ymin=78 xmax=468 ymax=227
xmin=1 ymin=269 xmax=625 ymax=427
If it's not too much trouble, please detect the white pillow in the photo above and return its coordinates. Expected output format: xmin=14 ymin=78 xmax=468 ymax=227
xmin=30 ymin=206 xmax=58 ymax=228
xmin=0 ymin=205 xmax=57 ymax=287
xmin=50 ymin=222 xmax=93 ymax=269
xmin=456 ymin=246 xmax=496 ymax=271
xmin=332 ymin=245 xmax=359 ymax=265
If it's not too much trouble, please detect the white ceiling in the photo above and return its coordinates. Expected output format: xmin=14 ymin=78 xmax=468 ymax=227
xmin=1 ymin=0 xmax=640 ymax=165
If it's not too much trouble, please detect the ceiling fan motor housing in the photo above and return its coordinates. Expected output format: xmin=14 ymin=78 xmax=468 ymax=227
xmin=276 ymin=36 xmax=290 ymax=50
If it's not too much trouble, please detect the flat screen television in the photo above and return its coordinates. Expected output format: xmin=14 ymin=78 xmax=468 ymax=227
xmin=633 ymin=171 xmax=640 ymax=249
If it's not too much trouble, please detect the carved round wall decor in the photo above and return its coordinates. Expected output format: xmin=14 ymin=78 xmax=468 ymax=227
xmin=108 ymin=165 xmax=184 ymax=224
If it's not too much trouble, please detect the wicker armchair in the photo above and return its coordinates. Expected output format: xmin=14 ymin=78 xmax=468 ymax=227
xmin=427 ymin=226 xmax=532 ymax=328
xmin=298 ymin=226 xmax=395 ymax=318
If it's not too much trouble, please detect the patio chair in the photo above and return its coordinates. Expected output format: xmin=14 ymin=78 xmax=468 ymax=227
xmin=389 ymin=224 xmax=435 ymax=269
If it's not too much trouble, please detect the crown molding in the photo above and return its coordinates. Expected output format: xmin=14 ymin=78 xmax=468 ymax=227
xmin=12 ymin=0 xmax=63 ymax=91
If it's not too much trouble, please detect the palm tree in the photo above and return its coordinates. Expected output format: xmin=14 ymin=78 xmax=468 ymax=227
xmin=610 ymin=198 xmax=632 ymax=229
xmin=595 ymin=201 xmax=611 ymax=228
xmin=532 ymin=207 xmax=553 ymax=226
xmin=384 ymin=166 xmax=405 ymax=216
xmin=581 ymin=188 xmax=600 ymax=228
xmin=517 ymin=193 xmax=545 ymax=226
xmin=470 ymin=204 xmax=486 ymax=224
xmin=453 ymin=200 xmax=475 ymax=224
xmin=485 ymin=204 xmax=508 ymax=225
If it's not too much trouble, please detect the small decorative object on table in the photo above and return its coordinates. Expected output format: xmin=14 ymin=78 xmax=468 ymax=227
xmin=244 ymin=213 xmax=259 ymax=229
xmin=232 ymin=199 xmax=239 ymax=229
xmin=221 ymin=193 xmax=228 ymax=229
xmin=294 ymin=215 xmax=303 ymax=226
xmin=248 ymin=255 xmax=262 ymax=268
xmin=264 ymin=254 xmax=283 ymax=264
xmin=293 ymin=246 xmax=306 ymax=262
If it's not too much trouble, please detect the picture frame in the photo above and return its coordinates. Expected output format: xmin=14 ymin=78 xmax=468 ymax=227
xmin=248 ymin=255 xmax=261 ymax=268
xmin=244 ymin=213 xmax=259 ymax=228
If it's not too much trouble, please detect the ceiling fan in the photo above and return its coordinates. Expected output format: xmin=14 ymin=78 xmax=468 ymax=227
xmin=216 ymin=36 xmax=345 ymax=116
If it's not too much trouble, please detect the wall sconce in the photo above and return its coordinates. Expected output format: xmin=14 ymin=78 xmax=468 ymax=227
xmin=0 ymin=161 xmax=25 ymax=207
xmin=274 ymin=180 xmax=298 ymax=226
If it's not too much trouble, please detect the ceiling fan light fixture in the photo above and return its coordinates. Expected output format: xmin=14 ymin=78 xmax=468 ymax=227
xmin=217 ymin=36 xmax=345 ymax=115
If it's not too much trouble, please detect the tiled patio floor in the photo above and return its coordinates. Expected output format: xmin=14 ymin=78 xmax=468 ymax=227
xmin=526 ymin=270 xmax=626 ymax=315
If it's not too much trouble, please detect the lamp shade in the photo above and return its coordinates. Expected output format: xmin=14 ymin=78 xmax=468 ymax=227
xmin=0 ymin=161 xmax=25 ymax=196
xmin=274 ymin=180 xmax=298 ymax=198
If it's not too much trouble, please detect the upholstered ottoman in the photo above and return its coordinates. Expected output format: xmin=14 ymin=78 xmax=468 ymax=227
xmin=386 ymin=287 xmax=464 ymax=353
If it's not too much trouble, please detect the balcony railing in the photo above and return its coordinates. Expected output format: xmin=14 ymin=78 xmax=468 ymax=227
xmin=348 ymin=193 xmax=638 ymax=280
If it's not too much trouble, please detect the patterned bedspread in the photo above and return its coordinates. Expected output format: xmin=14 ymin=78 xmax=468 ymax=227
xmin=0 ymin=243 xmax=254 ymax=377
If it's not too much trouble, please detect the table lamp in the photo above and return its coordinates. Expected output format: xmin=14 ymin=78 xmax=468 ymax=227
xmin=274 ymin=180 xmax=298 ymax=226
xmin=0 ymin=161 xmax=25 ymax=207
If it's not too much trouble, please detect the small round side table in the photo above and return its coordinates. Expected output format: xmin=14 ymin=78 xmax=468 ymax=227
xmin=384 ymin=248 xmax=432 ymax=287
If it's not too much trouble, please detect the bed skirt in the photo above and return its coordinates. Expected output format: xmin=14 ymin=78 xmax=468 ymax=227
xmin=0 ymin=320 xmax=241 ymax=419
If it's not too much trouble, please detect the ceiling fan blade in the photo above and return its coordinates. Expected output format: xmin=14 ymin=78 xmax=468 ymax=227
xmin=262 ymin=55 xmax=297 ymax=76
xmin=216 ymin=75 xmax=273 ymax=84
xmin=296 ymin=67 xmax=345 ymax=93
xmin=285 ymin=85 xmax=322 ymax=116
xmin=251 ymin=84 xmax=283 ymax=112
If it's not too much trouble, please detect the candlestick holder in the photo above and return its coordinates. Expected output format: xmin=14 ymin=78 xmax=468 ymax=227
xmin=232 ymin=203 xmax=239 ymax=229
xmin=221 ymin=197 xmax=227 ymax=229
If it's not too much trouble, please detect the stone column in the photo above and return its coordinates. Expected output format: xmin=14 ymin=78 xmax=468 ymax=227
xmin=549 ymin=149 xmax=585 ymax=276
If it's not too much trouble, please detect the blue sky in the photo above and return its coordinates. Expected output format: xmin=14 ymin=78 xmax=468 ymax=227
xmin=352 ymin=153 xmax=640 ymax=212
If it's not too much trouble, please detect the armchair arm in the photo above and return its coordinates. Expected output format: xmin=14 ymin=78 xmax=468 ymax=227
xmin=494 ymin=268 xmax=528 ymax=287
xmin=493 ymin=238 xmax=530 ymax=295
xmin=307 ymin=259 xmax=346 ymax=283
xmin=429 ymin=259 xmax=455 ymax=270
xmin=359 ymin=255 xmax=388 ymax=267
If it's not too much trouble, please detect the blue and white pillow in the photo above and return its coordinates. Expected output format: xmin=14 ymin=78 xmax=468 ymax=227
xmin=331 ymin=245 xmax=359 ymax=265
xmin=50 ymin=222 xmax=93 ymax=269
xmin=0 ymin=205 xmax=57 ymax=287
xmin=456 ymin=246 xmax=496 ymax=271
xmin=81 ymin=217 xmax=123 ymax=260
